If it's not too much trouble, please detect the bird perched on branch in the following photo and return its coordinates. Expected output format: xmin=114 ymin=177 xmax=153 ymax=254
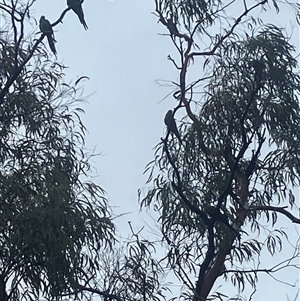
xmin=250 ymin=60 xmax=265 ymax=85
xmin=67 ymin=0 xmax=88 ymax=30
xmin=39 ymin=16 xmax=56 ymax=55
xmin=164 ymin=110 xmax=182 ymax=144
xmin=167 ymin=18 xmax=180 ymax=37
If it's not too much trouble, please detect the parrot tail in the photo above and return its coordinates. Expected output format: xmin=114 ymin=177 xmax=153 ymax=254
xmin=79 ymin=15 xmax=88 ymax=30
xmin=82 ymin=20 xmax=88 ymax=30
xmin=72 ymin=6 xmax=88 ymax=30
xmin=47 ymin=35 xmax=57 ymax=55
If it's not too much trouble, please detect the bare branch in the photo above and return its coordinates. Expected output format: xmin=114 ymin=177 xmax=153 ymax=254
xmin=250 ymin=206 xmax=300 ymax=224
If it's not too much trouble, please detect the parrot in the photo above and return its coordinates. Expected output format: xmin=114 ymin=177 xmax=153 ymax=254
xmin=39 ymin=16 xmax=56 ymax=55
xmin=167 ymin=18 xmax=180 ymax=37
xmin=250 ymin=60 xmax=265 ymax=85
xmin=164 ymin=110 xmax=182 ymax=144
xmin=67 ymin=0 xmax=88 ymax=30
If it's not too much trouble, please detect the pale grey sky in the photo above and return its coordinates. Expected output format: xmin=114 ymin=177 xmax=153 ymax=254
xmin=32 ymin=0 xmax=176 ymax=232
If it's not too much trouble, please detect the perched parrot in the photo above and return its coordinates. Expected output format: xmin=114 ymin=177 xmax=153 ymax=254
xmin=167 ymin=18 xmax=180 ymax=37
xmin=251 ymin=60 xmax=265 ymax=84
xmin=164 ymin=110 xmax=182 ymax=144
xmin=39 ymin=16 xmax=56 ymax=55
xmin=67 ymin=0 xmax=88 ymax=30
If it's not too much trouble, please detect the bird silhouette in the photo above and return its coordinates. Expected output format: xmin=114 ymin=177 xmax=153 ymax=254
xmin=164 ymin=110 xmax=182 ymax=144
xmin=67 ymin=0 xmax=88 ymax=30
xmin=39 ymin=16 xmax=56 ymax=55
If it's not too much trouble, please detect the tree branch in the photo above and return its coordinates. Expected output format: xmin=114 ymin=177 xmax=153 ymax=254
xmin=250 ymin=205 xmax=300 ymax=224
xmin=188 ymin=0 xmax=268 ymax=58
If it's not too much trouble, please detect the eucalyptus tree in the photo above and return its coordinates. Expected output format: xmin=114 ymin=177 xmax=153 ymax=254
xmin=0 ymin=1 xmax=114 ymax=300
xmin=139 ymin=1 xmax=300 ymax=300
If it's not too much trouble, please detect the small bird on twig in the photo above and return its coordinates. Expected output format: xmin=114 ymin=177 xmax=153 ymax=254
xmin=164 ymin=110 xmax=182 ymax=144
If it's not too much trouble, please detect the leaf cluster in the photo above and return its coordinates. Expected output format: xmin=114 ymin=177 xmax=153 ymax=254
xmin=140 ymin=23 xmax=300 ymax=299
xmin=0 ymin=10 xmax=115 ymax=301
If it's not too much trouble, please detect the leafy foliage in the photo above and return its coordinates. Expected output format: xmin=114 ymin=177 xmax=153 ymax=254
xmin=140 ymin=23 xmax=300 ymax=300
xmin=0 ymin=4 xmax=115 ymax=301
xmin=155 ymin=0 xmax=221 ymax=28
xmin=90 ymin=236 xmax=170 ymax=301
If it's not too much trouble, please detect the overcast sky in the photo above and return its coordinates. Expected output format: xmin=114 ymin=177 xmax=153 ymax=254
xmin=33 ymin=0 xmax=175 ymax=225
xmin=32 ymin=1 xmax=299 ymax=300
